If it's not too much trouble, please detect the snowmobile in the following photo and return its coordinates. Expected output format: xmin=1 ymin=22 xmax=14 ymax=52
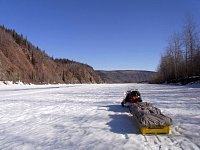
xmin=121 ymin=89 xmax=142 ymax=107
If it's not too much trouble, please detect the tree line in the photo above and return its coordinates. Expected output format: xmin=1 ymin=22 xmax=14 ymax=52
xmin=152 ymin=16 xmax=200 ymax=84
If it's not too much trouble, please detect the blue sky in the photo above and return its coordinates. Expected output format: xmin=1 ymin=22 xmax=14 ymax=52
xmin=0 ymin=0 xmax=200 ymax=71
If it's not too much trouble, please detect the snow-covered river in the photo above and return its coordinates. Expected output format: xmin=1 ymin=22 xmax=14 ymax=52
xmin=0 ymin=83 xmax=199 ymax=150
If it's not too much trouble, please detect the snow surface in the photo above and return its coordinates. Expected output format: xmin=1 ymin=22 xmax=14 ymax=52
xmin=0 ymin=83 xmax=199 ymax=150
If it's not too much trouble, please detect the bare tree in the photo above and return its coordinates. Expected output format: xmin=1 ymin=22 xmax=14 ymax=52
xmin=183 ymin=16 xmax=199 ymax=77
xmin=169 ymin=33 xmax=184 ymax=79
xmin=155 ymin=15 xmax=200 ymax=83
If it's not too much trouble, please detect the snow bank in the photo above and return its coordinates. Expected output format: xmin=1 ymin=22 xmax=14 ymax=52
xmin=0 ymin=80 xmax=25 ymax=86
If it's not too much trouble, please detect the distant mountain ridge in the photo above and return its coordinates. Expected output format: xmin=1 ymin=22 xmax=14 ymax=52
xmin=0 ymin=25 xmax=103 ymax=84
xmin=96 ymin=70 xmax=156 ymax=83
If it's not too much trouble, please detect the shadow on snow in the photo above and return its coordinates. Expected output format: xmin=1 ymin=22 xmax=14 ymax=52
xmin=103 ymin=104 xmax=139 ymax=135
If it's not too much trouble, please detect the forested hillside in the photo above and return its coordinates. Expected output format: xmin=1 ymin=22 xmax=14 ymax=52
xmin=0 ymin=25 xmax=103 ymax=84
xmin=97 ymin=70 xmax=155 ymax=83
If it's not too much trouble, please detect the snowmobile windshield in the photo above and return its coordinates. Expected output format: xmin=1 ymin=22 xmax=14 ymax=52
xmin=131 ymin=91 xmax=140 ymax=97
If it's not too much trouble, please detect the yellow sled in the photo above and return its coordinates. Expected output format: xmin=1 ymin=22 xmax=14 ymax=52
xmin=140 ymin=126 xmax=170 ymax=134
xmin=132 ymin=113 xmax=171 ymax=134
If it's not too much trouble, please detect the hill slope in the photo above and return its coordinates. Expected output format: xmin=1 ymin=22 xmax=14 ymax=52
xmin=0 ymin=26 xmax=103 ymax=84
xmin=96 ymin=70 xmax=156 ymax=83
